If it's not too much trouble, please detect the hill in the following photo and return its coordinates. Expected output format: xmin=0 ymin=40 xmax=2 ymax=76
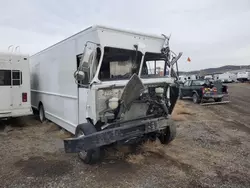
xmin=179 ymin=65 xmax=250 ymax=75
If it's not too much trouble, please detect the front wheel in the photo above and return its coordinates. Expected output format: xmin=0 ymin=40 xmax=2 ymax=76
xmin=158 ymin=123 xmax=177 ymax=145
xmin=39 ymin=104 xmax=46 ymax=123
xmin=75 ymin=123 xmax=101 ymax=164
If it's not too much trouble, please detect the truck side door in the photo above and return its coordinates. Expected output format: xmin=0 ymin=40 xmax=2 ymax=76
xmin=77 ymin=44 xmax=100 ymax=125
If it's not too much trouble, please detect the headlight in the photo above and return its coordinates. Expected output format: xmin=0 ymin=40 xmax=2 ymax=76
xmin=108 ymin=97 xmax=119 ymax=109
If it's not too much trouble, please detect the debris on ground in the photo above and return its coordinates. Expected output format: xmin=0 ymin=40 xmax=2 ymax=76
xmin=126 ymin=154 xmax=145 ymax=164
xmin=172 ymin=100 xmax=193 ymax=121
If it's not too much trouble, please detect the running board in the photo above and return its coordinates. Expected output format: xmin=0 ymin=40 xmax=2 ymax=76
xmin=200 ymin=101 xmax=231 ymax=106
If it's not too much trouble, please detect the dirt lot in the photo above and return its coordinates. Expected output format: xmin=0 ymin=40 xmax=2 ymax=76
xmin=0 ymin=83 xmax=250 ymax=188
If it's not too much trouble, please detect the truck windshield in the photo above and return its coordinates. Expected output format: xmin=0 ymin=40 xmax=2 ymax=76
xmin=99 ymin=47 xmax=142 ymax=80
xmin=141 ymin=52 xmax=169 ymax=78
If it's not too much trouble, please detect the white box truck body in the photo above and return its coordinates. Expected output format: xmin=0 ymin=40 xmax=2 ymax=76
xmin=30 ymin=25 xmax=179 ymax=134
xmin=0 ymin=52 xmax=32 ymax=118
xmin=30 ymin=25 xmax=183 ymax=163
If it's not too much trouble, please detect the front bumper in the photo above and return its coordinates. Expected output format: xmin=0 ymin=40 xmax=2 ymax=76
xmin=0 ymin=107 xmax=32 ymax=118
xmin=64 ymin=117 xmax=173 ymax=152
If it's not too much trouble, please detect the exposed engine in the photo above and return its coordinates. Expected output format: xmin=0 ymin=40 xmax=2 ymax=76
xmin=97 ymin=74 xmax=173 ymax=126
xmin=139 ymin=86 xmax=169 ymax=117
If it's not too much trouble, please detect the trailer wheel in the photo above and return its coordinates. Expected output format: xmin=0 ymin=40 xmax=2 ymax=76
xmin=158 ymin=123 xmax=177 ymax=145
xmin=38 ymin=104 xmax=46 ymax=123
xmin=192 ymin=93 xmax=201 ymax=104
xmin=214 ymin=98 xmax=222 ymax=102
xmin=75 ymin=123 xmax=101 ymax=164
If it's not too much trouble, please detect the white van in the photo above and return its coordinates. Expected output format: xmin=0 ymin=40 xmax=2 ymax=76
xmin=0 ymin=52 xmax=32 ymax=118
xmin=218 ymin=72 xmax=237 ymax=83
xmin=237 ymin=71 xmax=250 ymax=82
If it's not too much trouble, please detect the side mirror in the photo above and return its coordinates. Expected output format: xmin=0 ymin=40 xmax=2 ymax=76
xmin=74 ymin=70 xmax=85 ymax=81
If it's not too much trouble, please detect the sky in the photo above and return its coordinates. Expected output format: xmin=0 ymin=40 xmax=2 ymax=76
xmin=0 ymin=0 xmax=249 ymax=71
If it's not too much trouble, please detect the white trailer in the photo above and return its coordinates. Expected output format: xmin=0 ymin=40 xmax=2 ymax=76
xmin=178 ymin=74 xmax=199 ymax=83
xmin=218 ymin=72 xmax=237 ymax=83
xmin=178 ymin=75 xmax=187 ymax=83
xmin=204 ymin=75 xmax=213 ymax=81
xmin=30 ymin=25 xmax=182 ymax=163
xmin=0 ymin=52 xmax=32 ymax=118
xmin=237 ymin=71 xmax=250 ymax=82
xmin=213 ymin=74 xmax=220 ymax=81
xmin=187 ymin=74 xmax=199 ymax=80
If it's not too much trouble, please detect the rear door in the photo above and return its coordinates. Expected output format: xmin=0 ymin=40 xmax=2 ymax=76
xmin=11 ymin=70 xmax=23 ymax=109
xmin=0 ymin=70 xmax=12 ymax=113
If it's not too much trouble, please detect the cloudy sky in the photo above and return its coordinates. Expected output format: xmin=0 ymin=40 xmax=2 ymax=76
xmin=0 ymin=0 xmax=249 ymax=71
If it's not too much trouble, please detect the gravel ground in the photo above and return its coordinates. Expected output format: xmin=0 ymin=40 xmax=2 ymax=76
xmin=0 ymin=83 xmax=250 ymax=188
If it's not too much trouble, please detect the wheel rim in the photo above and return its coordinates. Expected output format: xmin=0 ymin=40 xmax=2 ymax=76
xmin=77 ymin=130 xmax=87 ymax=159
xmin=39 ymin=107 xmax=44 ymax=121
xmin=193 ymin=94 xmax=197 ymax=103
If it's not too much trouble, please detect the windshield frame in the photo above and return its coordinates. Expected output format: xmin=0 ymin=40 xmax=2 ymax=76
xmin=139 ymin=52 xmax=169 ymax=78
xmin=97 ymin=46 xmax=143 ymax=81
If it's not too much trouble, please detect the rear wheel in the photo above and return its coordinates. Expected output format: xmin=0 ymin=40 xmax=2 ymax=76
xmin=214 ymin=98 xmax=222 ymax=102
xmin=192 ymin=93 xmax=201 ymax=104
xmin=38 ymin=104 xmax=46 ymax=123
xmin=75 ymin=123 xmax=101 ymax=164
xmin=158 ymin=123 xmax=177 ymax=145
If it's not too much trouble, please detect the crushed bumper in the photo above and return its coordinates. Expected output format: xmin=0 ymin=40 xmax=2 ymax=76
xmin=64 ymin=117 xmax=173 ymax=153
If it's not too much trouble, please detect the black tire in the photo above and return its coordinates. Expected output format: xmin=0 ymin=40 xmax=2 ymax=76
xmin=75 ymin=123 xmax=101 ymax=164
xmin=38 ymin=104 xmax=46 ymax=123
xmin=32 ymin=107 xmax=38 ymax=115
xmin=214 ymin=98 xmax=222 ymax=102
xmin=192 ymin=93 xmax=201 ymax=104
xmin=158 ymin=123 xmax=177 ymax=145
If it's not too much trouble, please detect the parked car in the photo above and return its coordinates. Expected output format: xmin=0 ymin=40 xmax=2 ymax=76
xmin=179 ymin=79 xmax=229 ymax=104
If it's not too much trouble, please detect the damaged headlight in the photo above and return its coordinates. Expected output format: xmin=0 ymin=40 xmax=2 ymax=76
xmin=108 ymin=97 xmax=119 ymax=110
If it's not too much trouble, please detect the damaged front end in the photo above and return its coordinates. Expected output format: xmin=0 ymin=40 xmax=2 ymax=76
xmin=64 ymin=34 xmax=182 ymax=159
xmin=64 ymin=74 xmax=179 ymax=153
